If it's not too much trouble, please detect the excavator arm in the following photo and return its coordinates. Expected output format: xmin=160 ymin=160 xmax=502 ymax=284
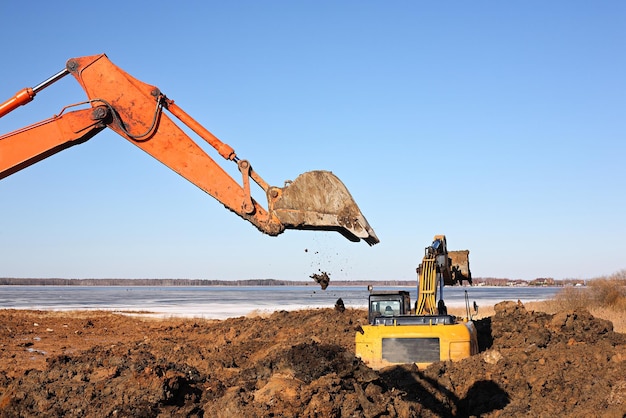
xmin=0 ymin=53 xmax=378 ymax=244
xmin=415 ymin=235 xmax=471 ymax=315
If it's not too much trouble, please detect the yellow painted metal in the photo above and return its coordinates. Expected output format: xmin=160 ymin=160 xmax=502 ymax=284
xmin=355 ymin=234 xmax=478 ymax=370
xmin=415 ymin=257 xmax=438 ymax=315
xmin=355 ymin=321 xmax=478 ymax=370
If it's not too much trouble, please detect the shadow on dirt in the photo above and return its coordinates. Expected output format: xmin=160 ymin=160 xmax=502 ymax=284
xmin=376 ymin=317 xmax=508 ymax=417
xmin=458 ymin=380 xmax=510 ymax=416
xmin=380 ymin=365 xmax=509 ymax=417
xmin=474 ymin=316 xmax=494 ymax=351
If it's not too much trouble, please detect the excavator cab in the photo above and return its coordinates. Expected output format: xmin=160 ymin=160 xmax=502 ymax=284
xmin=367 ymin=291 xmax=411 ymax=323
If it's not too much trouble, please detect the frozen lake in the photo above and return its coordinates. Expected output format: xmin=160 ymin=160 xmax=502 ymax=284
xmin=0 ymin=285 xmax=561 ymax=319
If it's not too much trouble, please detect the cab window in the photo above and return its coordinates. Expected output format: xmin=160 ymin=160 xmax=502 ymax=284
xmin=371 ymin=300 xmax=401 ymax=316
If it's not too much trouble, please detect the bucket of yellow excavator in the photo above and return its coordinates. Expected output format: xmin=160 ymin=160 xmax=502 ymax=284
xmin=269 ymin=170 xmax=379 ymax=245
xmin=448 ymin=250 xmax=471 ymax=284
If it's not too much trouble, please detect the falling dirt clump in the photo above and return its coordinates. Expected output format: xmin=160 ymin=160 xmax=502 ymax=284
xmin=0 ymin=302 xmax=625 ymax=417
xmin=309 ymin=271 xmax=330 ymax=290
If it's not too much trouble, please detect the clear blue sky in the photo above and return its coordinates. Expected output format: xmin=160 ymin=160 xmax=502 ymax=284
xmin=1 ymin=2 xmax=624 ymax=281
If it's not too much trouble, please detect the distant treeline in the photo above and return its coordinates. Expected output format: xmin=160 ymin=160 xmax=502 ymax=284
xmin=0 ymin=277 xmax=585 ymax=287
xmin=0 ymin=278 xmax=415 ymax=287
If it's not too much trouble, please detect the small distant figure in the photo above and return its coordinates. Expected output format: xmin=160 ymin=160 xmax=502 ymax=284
xmin=335 ymin=298 xmax=345 ymax=313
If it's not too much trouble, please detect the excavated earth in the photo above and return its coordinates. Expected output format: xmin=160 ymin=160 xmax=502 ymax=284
xmin=0 ymin=301 xmax=625 ymax=417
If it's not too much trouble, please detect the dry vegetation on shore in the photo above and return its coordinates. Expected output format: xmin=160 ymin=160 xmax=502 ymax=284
xmin=448 ymin=269 xmax=626 ymax=334
xmin=545 ymin=269 xmax=626 ymax=333
xmin=524 ymin=270 xmax=626 ymax=333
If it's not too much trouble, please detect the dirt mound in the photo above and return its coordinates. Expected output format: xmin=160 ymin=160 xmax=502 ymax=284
xmin=414 ymin=301 xmax=626 ymax=417
xmin=0 ymin=303 xmax=625 ymax=417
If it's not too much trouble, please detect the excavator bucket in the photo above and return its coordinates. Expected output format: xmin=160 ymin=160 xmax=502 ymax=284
xmin=448 ymin=250 xmax=471 ymax=285
xmin=270 ymin=171 xmax=379 ymax=245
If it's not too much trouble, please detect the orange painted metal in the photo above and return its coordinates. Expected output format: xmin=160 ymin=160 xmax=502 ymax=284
xmin=0 ymin=87 xmax=35 ymax=118
xmin=0 ymin=54 xmax=379 ymax=244
xmin=1 ymin=54 xmax=283 ymax=235
xmin=0 ymin=107 xmax=106 ymax=179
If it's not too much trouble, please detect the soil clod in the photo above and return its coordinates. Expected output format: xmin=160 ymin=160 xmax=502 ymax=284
xmin=309 ymin=271 xmax=330 ymax=290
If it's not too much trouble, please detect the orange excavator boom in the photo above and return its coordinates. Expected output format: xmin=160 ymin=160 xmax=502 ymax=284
xmin=0 ymin=54 xmax=378 ymax=245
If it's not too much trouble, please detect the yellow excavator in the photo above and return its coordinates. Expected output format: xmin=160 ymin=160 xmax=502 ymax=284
xmin=355 ymin=235 xmax=478 ymax=370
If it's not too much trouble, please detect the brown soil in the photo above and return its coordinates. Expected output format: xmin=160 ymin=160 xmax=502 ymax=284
xmin=310 ymin=271 xmax=331 ymax=290
xmin=0 ymin=302 xmax=625 ymax=417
